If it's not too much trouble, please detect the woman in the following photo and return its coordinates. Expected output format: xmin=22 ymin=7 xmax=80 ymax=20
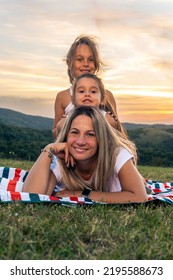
xmin=23 ymin=106 xmax=147 ymax=203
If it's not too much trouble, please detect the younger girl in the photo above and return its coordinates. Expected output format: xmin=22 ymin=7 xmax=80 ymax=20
xmin=56 ymin=73 xmax=127 ymax=138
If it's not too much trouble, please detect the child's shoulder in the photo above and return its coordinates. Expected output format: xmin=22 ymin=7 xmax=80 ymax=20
xmin=55 ymin=88 xmax=71 ymax=100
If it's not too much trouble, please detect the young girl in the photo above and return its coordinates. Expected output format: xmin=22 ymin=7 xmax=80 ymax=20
xmin=52 ymin=35 xmax=120 ymax=138
xmin=23 ymin=106 xmax=147 ymax=204
xmin=56 ymin=73 xmax=127 ymax=138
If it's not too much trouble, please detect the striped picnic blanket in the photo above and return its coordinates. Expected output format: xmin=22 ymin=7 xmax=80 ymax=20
xmin=0 ymin=166 xmax=173 ymax=205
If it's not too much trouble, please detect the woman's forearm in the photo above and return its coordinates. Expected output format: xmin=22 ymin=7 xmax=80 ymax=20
xmin=55 ymin=189 xmax=147 ymax=204
xmin=23 ymin=149 xmax=55 ymax=195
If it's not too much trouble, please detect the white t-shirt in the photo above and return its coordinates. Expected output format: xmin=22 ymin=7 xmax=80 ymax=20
xmin=50 ymin=148 xmax=133 ymax=192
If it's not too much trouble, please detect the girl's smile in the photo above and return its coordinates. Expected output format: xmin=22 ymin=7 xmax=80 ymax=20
xmin=73 ymin=44 xmax=96 ymax=78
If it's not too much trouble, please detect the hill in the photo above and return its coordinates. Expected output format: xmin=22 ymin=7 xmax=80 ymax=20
xmin=0 ymin=108 xmax=173 ymax=166
xmin=127 ymin=127 xmax=173 ymax=166
xmin=1 ymin=107 xmax=173 ymax=131
xmin=0 ymin=108 xmax=53 ymax=131
xmin=123 ymin=122 xmax=173 ymax=130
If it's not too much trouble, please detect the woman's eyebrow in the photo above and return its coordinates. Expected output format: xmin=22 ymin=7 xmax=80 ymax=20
xmin=69 ymin=128 xmax=95 ymax=133
xmin=69 ymin=127 xmax=79 ymax=131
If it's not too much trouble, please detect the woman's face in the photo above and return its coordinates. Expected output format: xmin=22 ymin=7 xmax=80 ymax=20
xmin=72 ymin=44 xmax=96 ymax=79
xmin=74 ymin=77 xmax=102 ymax=108
xmin=67 ymin=115 xmax=98 ymax=163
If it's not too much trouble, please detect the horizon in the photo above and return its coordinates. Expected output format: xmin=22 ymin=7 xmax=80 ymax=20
xmin=0 ymin=0 xmax=173 ymax=125
xmin=1 ymin=106 xmax=173 ymax=126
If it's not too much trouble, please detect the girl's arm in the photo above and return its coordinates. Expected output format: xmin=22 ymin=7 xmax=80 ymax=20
xmin=105 ymin=89 xmax=117 ymax=112
xmin=56 ymin=117 xmax=67 ymax=136
xmin=52 ymin=93 xmax=65 ymax=138
xmin=105 ymin=112 xmax=118 ymax=129
xmin=52 ymin=90 xmax=68 ymax=139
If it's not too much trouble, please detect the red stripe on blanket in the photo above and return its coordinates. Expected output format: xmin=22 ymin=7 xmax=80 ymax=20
xmin=49 ymin=196 xmax=61 ymax=201
xmin=7 ymin=180 xmax=18 ymax=192
xmin=70 ymin=196 xmax=80 ymax=202
xmin=148 ymin=197 xmax=154 ymax=201
xmin=14 ymin=169 xmax=22 ymax=181
xmin=153 ymin=189 xmax=161 ymax=193
xmin=70 ymin=196 xmax=85 ymax=204
xmin=10 ymin=191 xmax=21 ymax=201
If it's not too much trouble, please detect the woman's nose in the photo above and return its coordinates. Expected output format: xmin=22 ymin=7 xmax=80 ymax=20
xmin=76 ymin=135 xmax=86 ymax=145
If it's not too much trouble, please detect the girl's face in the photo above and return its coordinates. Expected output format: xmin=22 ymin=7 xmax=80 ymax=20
xmin=72 ymin=44 xmax=96 ymax=79
xmin=74 ymin=77 xmax=103 ymax=107
xmin=67 ymin=115 xmax=98 ymax=163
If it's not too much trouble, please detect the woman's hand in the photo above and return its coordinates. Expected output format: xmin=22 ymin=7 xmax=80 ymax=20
xmin=54 ymin=189 xmax=81 ymax=197
xmin=45 ymin=143 xmax=75 ymax=167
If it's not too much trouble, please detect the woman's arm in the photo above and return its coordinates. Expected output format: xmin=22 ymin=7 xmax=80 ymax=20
xmin=23 ymin=143 xmax=71 ymax=195
xmin=22 ymin=149 xmax=56 ymax=195
xmin=55 ymin=160 xmax=147 ymax=203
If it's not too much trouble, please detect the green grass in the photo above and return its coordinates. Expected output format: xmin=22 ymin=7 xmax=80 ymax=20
xmin=0 ymin=159 xmax=173 ymax=260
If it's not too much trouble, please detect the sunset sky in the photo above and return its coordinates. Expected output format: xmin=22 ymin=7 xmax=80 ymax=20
xmin=0 ymin=0 xmax=173 ymax=124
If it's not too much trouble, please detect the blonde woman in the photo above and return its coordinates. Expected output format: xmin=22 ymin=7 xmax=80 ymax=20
xmin=23 ymin=106 xmax=147 ymax=204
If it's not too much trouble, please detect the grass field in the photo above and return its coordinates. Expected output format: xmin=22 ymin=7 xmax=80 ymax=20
xmin=0 ymin=159 xmax=173 ymax=260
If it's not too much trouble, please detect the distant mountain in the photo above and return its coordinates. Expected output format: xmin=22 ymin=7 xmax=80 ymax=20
xmin=0 ymin=107 xmax=172 ymax=131
xmin=0 ymin=108 xmax=53 ymax=131
xmin=123 ymin=122 xmax=173 ymax=130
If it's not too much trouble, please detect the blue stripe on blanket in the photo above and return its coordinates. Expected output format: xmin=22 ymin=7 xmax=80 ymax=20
xmin=29 ymin=193 xmax=41 ymax=202
xmin=23 ymin=172 xmax=28 ymax=182
xmin=2 ymin=167 xmax=9 ymax=179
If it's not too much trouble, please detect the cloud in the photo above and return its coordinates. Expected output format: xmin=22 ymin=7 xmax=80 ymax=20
xmin=115 ymin=94 xmax=173 ymax=124
xmin=1 ymin=0 xmax=173 ymax=124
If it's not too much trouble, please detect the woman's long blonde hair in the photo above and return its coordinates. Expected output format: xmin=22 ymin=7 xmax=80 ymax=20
xmin=56 ymin=106 xmax=137 ymax=192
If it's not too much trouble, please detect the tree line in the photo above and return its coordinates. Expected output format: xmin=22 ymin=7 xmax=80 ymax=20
xmin=0 ymin=123 xmax=173 ymax=167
